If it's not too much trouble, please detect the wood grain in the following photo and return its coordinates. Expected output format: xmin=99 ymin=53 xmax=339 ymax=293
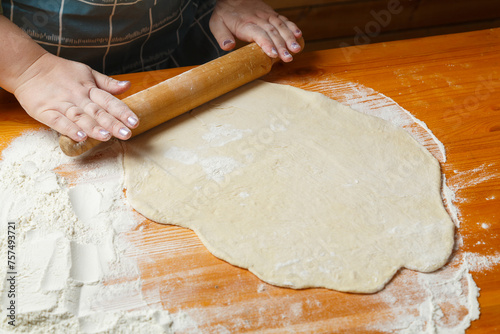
xmin=1 ymin=29 xmax=499 ymax=332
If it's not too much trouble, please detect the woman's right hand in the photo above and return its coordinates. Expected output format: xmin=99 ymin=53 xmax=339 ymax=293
xmin=13 ymin=53 xmax=139 ymax=142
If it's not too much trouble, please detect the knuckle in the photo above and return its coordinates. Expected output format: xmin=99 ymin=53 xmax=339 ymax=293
xmin=268 ymin=14 xmax=281 ymax=23
xmin=104 ymin=96 xmax=124 ymax=115
xmin=49 ymin=112 xmax=65 ymax=128
xmin=256 ymin=10 xmax=274 ymax=20
xmin=112 ymin=101 xmax=129 ymax=117
xmin=81 ymin=77 xmax=96 ymax=90
xmin=81 ymin=81 xmax=94 ymax=90
xmin=83 ymin=103 xmax=100 ymax=117
xmin=67 ymin=106 xmax=84 ymax=119
xmin=93 ymin=108 xmax=108 ymax=120
xmin=264 ymin=24 xmax=277 ymax=35
xmin=94 ymin=109 xmax=116 ymax=129
xmin=101 ymin=91 xmax=116 ymax=107
xmin=243 ymin=22 xmax=258 ymax=33
xmin=273 ymin=19 xmax=286 ymax=29
xmin=106 ymin=121 xmax=122 ymax=133
xmin=107 ymin=104 xmax=130 ymax=124
xmin=48 ymin=113 xmax=75 ymax=135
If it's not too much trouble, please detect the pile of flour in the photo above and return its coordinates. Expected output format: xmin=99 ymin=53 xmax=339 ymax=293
xmin=0 ymin=131 xmax=192 ymax=333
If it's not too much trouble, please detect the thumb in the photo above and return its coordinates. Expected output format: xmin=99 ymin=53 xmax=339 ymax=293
xmin=92 ymin=70 xmax=131 ymax=95
xmin=209 ymin=15 xmax=236 ymax=51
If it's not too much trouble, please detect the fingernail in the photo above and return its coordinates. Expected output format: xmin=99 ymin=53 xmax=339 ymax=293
xmin=117 ymin=80 xmax=130 ymax=86
xmin=271 ymin=47 xmax=278 ymax=56
xmin=223 ymin=39 xmax=234 ymax=47
xmin=291 ymin=42 xmax=300 ymax=51
xmin=127 ymin=116 xmax=138 ymax=126
xmin=284 ymin=50 xmax=292 ymax=58
xmin=295 ymin=29 xmax=302 ymax=35
xmin=119 ymin=127 xmax=131 ymax=137
xmin=77 ymin=131 xmax=86 ymax=139
xmin=99 ymin=129 xmax=111 ymax=137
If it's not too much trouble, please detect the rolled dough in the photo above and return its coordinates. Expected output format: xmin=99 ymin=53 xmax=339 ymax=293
xmin=123 ymin=81 xmax=454 ymax=293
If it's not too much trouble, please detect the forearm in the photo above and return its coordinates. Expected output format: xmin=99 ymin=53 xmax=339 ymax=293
xmin=0 ymin=15 xmax=48 ymax=93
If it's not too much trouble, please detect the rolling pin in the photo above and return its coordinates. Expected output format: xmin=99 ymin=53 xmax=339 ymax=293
xmin=59 ymin=38 xmax=304 ymax=157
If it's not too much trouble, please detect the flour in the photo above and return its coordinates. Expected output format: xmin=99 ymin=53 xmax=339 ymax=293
xmin=0 ymin=130 xmax=185 ymax=333
xmin=201 ymin=124 xmax=251 ymax=147
xmin=480 ymin=223 xmax=490 ymax=229
xmin=199 ymin=156 xmax=240 ymax=182
xmin=465 ymin=252 xmax=500 ymax=272
xmin=441 ymin=176 xmax=458 ymax=214
xmin=164 ymin=147 xmax=199 ymax=165
xmin=164 ymin=146 xmax=241 ymax=182
xmin=368 ymin=253 xmax=480 ymax=334
xmin=447 ymin=164 xmax=498 ymax=192
xmin=162 ymin=124 xmax=249 ymax=182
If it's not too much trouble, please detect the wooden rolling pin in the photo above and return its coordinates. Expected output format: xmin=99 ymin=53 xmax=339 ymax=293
xmin=59 ymin=38 xmax=304 ymax=157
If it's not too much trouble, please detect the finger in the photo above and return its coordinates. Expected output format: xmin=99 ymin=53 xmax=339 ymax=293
xmin=89 ymin=86 xmax=139 ymax=130
xmin=279 ymin=15 xmax=302 ymax=39
xmin=209 ymin=14 xmax=236 ymax=51
xmin=65 ymin=105 xmax=113 ymax=141
xmin=92 ymin=70 xmax=131 ymax=95
xmin=240 ymin=23 xmax=279 ymax=58
xmin=80 ymin=101 xmax=133 ymax=140
xmin=259 ymin=21 xmax=293 ymax=62
xmin=269 ymin=15 xmax=301 ymax=54
xmin=35 ymin=108 xmax=88 ymax=142
xmin=91 ymin=71 xmax=138 ymax=136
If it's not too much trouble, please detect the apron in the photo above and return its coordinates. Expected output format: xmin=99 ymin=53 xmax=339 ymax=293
xmin=1 ymin=0 xmax=223 ymax=75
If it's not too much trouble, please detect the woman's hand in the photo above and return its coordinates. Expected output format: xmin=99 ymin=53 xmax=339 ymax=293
xmin=210 ymin=0 xmax=303 ymax=62
xmin=13 ymin=53 xmax=139 ymax=142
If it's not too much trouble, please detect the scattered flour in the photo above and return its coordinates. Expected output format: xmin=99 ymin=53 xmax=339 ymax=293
xmin=199 ymin=156 xmax=240 ymax=182
xmin=164 ymin=147 xmax=198 ymax=165
xmin=447 ymin=164 xmax=498 ymax=192
xmin=0 ymin=130 xmax=188 ymax=333
xmin=465 ymin=252 xmax=500 ymax=272
xmin=164 ymin=146 xmax=241 ymax=183
xmin=480 ymin=223 xmax=490 ymax=229
xmin=201 ymin=124 xmax=251 ymax=148
xmin=163 ymin=124 xmax=249 ymax=182
xmin=367 ymin=253 xmax=480 ymax=334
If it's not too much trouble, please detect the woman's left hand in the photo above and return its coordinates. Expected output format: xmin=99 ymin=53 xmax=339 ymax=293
xmin=210 ymin=0 xmax=303 ymax=62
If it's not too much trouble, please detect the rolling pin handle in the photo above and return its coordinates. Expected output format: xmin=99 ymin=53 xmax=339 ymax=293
xmin=59 ymin=135 xmax=102 ymax=157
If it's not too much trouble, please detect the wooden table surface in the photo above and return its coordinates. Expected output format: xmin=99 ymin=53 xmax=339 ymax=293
xmin=1 ymin=28 xmax=499 ymax=333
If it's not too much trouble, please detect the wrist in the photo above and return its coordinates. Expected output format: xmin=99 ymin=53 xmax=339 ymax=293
xmin=0 ymin=15 xmax=49 ymax=93
xmin=11 ymin=51 xmax=52 ymax=97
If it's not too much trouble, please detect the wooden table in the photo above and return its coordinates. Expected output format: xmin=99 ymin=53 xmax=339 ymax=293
xmin=1 ymin=28 xmax=499 ymax=333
